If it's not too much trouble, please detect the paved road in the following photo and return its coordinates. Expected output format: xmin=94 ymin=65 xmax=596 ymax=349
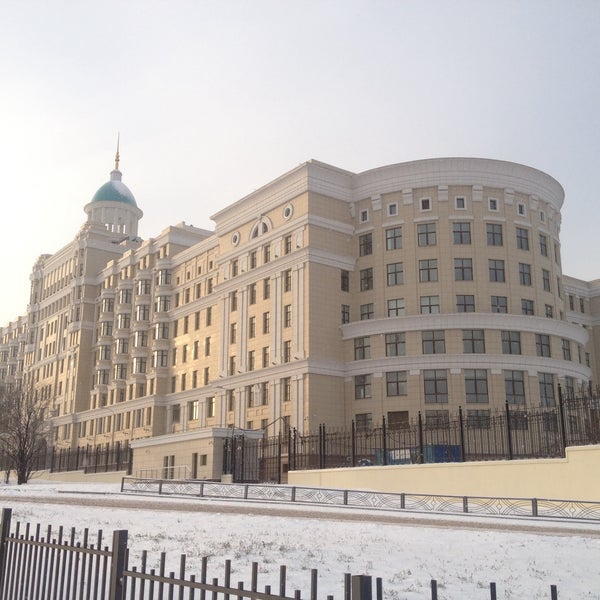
xmin=5 ymin=491 xmax=600 ymax=538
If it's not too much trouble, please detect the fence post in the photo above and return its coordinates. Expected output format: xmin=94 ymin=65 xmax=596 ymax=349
xmin=557 ymin=384 xmax=567 ymax=456
xmin=319 ymin=424 xmax=325 ymax=470
xmin=0 ymin=508 xmax=12 ymax=592
xmin=351 ymin=421 xmax=356 ymax=467
xmin=532 ymin=498 xmax=538 ymax=517
xmin=109 ymin=529 xmax=128 ymax=600
xmin=458 ymin=406 xmax=466 ymax=462
xmin=382 ymin=417 xmax=388 ymax=466
xmin=417 ymin=412 xmax=424 ymax=463
xmin=505 ymin=402 xmax=513 ymax=460
xmin=550 ymin=584 xmax=558 ymax=600
xmin=351 ymin=575 xmax=372 ymax=600
xmin=430 ymin=579 xmax=438 ymax=600
xmin=490 ymin=581 xmax=497 ymax=600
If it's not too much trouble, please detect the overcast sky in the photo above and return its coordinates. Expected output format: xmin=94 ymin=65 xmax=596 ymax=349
xmin=1 ymin=0 xmax=599 ymax=326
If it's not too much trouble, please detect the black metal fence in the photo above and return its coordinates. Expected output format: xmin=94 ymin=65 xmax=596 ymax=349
xmin=0 ymin=507 xmax=379 ymax=600
xmin=225 ymin=393 xmax=600 ymax=483
xmin=0 ymin=442 xmax=133 ymax=477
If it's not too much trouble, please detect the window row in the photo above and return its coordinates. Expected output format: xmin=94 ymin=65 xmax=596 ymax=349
xmin=353 ymin=261 xmax=556 ymax=291
xmin=352 ymin=330 xmax=578 ymax=360
xmin=358 ymin=225 xmax=558 ymax=259
xmin=354 ymin=369 xmax=557 ymax=406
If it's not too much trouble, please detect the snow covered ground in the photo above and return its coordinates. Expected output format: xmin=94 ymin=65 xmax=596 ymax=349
xmin=0 ymin=481 xmax=599 ymax=599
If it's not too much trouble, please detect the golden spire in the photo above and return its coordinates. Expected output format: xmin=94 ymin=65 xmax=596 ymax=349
xmin=115 ymin=133 xmax=120 ymax=171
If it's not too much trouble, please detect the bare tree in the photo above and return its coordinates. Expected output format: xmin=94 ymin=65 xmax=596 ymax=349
xmin=0 ymin=384 xmax=50 ymax=484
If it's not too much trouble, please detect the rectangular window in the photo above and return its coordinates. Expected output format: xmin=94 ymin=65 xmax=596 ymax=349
xmin=203 ymin=367 xmax=209 ymax=385
xmin=488 ymin=259 xmax=505 ymax=282
xmin=463 ymin=329 xmax=485 ymax=353
xmin=249 ymin=316 xmax=256 ymax=338
xmin=516 ymin=227 xmax=530 ymax=250
xmin=519 ymin=263 xmax=532 ymax=286
xmin=262 ymin=346 xmax=270 ymax=368
xmin=283 ymin=340 xmax=291 ymax=363
xmin=230 ymin=322 xmax=237 ymax=344
xmin=424 ymin=369 xmax=448 ymax=403
xmin=263 ymin=277 xmax=271 ymax=299
xmin=188 ymin=400 xmax=200 ymax=421
xmin=387 ymin=410 xmax=409 ymax=430
xmin=262 ymin=312 xmax=270 ymax=334
xmin=355 ymin=413 xmax=373 ymax=432
xmin=359 ymin=209 xmax=369 ymax=223
xmin=455 ymin=196 xmax=466 ymax=209
xmin=354 ymin=374 xmax=372 ymax=399
xmin=417 ymin=223 xmax=436 ymax=246
xmin=453 ymin=222 xmax=471 ymax=245
xmin=385 ymin=332 xmax=406 ymax=357
xmin=465 ymin=369 xmax=489 ymax=403
xmin=456 ymin=295 xmax=475 ymax=313
xmin=284 ymin=235 xmax=292 ymax=255
xmin=467 ymin=409 xmax=491 ymax=429
xmin=354 ymin=336 xmax=371 ymax=360
xmin=249 ymin=283 xmax=257 ymax=305
xmin=454 ymin=258 xmax=473 ymax=281
xmin=536 ymin=333 xmax=551 ymax=357
xmin=521 ymin=299 xmax=534 ymax=315
xmin=228 ymin=356 xmax=236 ymax=376
xmin=504 ymin=370 xmax=525 ymax=405
xmin=425 ymin=410 xmax=449 ymax=429
xmin=386 ymin=263 xmax=404 ymax=286
xmin=420 ymin=197 xmax=431 ymax=211
xmin=360 ymin=268 xmax=374 ymax=291
xmin=539 ymin=372 xmax=555 ymax=406
xmin=545 ymin=304 xmax=554 ymax=318
xmin=422 ymin=330 xmax=445 ymax=354
xmin=341 ymin=270 xmax=349 ymax=292
xmin=502 ymin=331 xmax=521 ymax=355
xmin=491 ymin=295 xmax=507 ymax=313
xmin=249 ymin=250 xmax=257 ymax=269
xmin=420 ymin=295 xmax=440 ymax=314
xmin=359 ymin=233 xmax=373 ymax=256
xmin=542 ymin=269 xmax=551 ymax=292
xmin=204 ymin=336 xmax=211 ymax=356
xmin=263 ymin=244 xmax=271 ymax=264
xmin=385 ymin=226 xmax=403 ymax=250
xmin=387 ymin=203 xmax=398 ymax=216
xmin=360 ymin=303 xmax=374 ymax=320
xmin=386 ymin=371 xmax=407 ymax=396
xmin=206 ymin=306 xmax=212 ymax=326
xmin=488 ymin=198 xmax=498 ymax=211
xmin=562 ymin=338 xmax=572 ymax=361
xmin=539 ymin=234 xmax=548 ymax=257
xmin=569 ymin=295 xmax=574 ymax=310
xmin=387 ymin=298 xmax=405 ymax=317
xmin=282 ymin=377 xmax=291 ymax=402
xmin=247 ymin=350 xmax=255 ymax=371
xmin=283 ymin=304 xmax=292 ymax=327
xmin=341 ymin=304 xmax=350 ymax=324
xmin=283 ymin=269 xmax=292 ymax=292
xmin=486 ymin=223 xmax=503 ymax=246
xmin=419 ymin=259 xmax=438 ymax=282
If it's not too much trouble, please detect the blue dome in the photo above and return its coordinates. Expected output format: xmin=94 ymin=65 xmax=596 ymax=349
xmin=91 ymin=170 xmax=137 ymax=207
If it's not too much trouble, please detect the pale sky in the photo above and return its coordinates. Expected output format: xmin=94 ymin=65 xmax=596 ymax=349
xmin=1 ymin=0 xmax=599 ymax=326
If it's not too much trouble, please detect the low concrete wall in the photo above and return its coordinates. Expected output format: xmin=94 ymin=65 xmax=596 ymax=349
xmin=30 ymin=470 xmax=127 ymax=484
xmin=288 ymin=445 xmax=600 ymax=502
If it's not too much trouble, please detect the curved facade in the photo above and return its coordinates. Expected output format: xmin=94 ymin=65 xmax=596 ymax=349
xmin=330 ymin=158 xmax=587 ymax=429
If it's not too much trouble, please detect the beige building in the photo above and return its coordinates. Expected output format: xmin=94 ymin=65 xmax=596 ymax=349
xmin=0 ymin=155 xmax=598 ymax=478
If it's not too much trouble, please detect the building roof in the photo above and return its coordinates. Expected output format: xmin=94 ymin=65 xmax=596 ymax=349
xmin=91 ymin=169 xmax=137 ymax=207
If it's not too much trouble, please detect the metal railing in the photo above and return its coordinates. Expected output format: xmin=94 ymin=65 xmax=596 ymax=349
xmin=120 ymin=477 xmax=600 ymax=522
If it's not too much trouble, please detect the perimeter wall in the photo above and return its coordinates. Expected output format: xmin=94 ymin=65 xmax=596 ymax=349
xmin=288 ymin=445 xmax=600 ymax=502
